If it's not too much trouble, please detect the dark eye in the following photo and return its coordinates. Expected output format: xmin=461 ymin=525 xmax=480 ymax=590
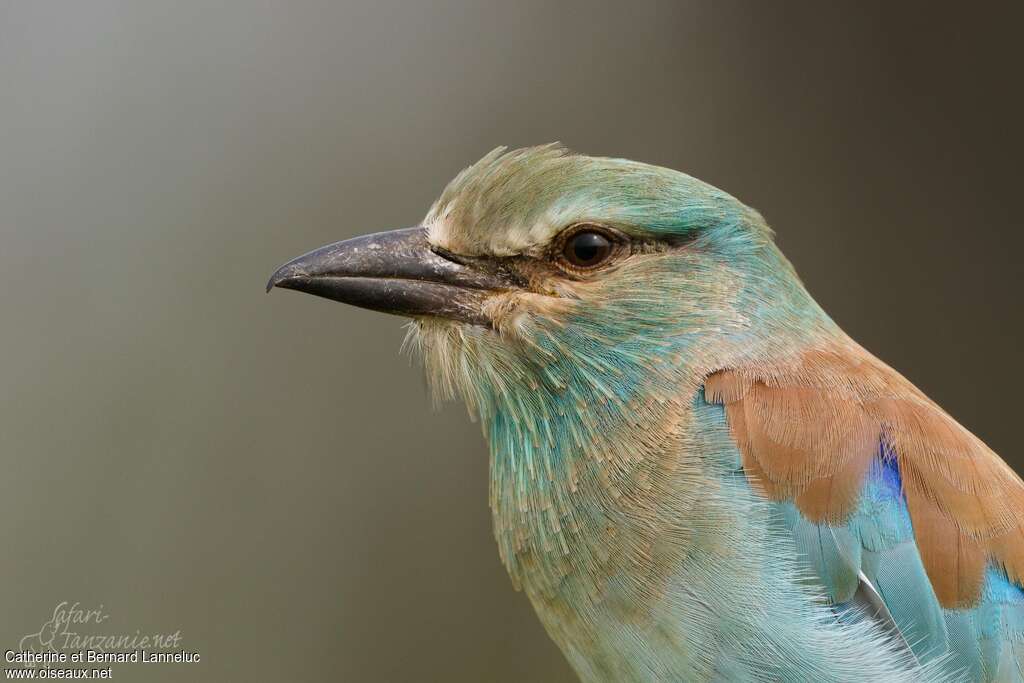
xmin=562 ymin=230 xmax=614 ymax=268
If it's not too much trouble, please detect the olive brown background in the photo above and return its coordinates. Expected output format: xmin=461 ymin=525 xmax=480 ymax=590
xmin=1 ymin=2 xmax=1021 ymax=681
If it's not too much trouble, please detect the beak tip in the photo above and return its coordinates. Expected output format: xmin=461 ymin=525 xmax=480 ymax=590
xmin=266 ymin=264 xmax=296 ymax=293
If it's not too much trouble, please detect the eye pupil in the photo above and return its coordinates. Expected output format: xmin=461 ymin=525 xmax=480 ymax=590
xmin=564 ymin=231 xmax=612 ymax=267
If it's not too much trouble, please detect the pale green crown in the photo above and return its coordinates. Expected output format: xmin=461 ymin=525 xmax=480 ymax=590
xmin=424 ymin=144 xmax=773 ymax=257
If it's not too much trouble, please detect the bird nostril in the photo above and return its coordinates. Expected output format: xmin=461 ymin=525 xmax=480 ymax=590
xmin=430 ymin=245 xmax=473 ymax=266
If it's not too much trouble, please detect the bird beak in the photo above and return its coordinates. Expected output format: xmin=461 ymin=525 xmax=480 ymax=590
xmin=267 ymin=227 xmax=513 ymax=326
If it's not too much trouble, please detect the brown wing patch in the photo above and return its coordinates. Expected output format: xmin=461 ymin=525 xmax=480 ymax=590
xmin=905 ymin=483 xmax=988 ymax=608
xmin=706 ymin=339 xmax=1024 ymax=608
xmin=992 ymin=526 xmax=1024 ymax=583
xmin=794 ymin=452 xmax=873 ymax=525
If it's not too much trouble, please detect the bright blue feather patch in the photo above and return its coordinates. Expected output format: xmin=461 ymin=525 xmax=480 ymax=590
xmin=778 ymin=438 xmax=1024 ymax=678
xmin=845 ymin=449 xmax=914 ymax=553
xmin=876 ymin=446 xmax=902 ymax=498
xmin=863 ymin=449 xmax=1024 ymax=596
xmin=986 ymin=569 xmax=1024 ymax=604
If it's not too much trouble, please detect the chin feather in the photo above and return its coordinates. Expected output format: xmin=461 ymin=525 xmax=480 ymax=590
xmin=403 ymin=318 xmax=501 ymax=418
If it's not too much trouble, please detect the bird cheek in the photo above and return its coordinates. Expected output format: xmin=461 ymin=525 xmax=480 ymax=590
xmin=483 ymin=291 xmax=571 ymax=340
xmin=481 ymin=294 xmax=531 ymax=339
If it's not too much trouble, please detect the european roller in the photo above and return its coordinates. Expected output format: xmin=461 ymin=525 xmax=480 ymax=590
xmin=268 ymin=145 xmax=1024 ymax=682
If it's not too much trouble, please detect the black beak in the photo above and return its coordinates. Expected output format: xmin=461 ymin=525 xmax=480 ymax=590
xmin=267 ymin=227 xmax=513 ymax=326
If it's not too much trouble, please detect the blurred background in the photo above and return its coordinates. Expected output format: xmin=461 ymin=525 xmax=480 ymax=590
xmin=1 ymin=2 xmax=1021 ymax=681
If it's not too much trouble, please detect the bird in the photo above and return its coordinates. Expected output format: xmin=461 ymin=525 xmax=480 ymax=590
xmin=267 ymin=145 xmax=1024 ymax=682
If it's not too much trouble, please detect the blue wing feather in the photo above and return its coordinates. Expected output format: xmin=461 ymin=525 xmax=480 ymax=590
xmin=767 ymin=446 xmax=1024 ymax=681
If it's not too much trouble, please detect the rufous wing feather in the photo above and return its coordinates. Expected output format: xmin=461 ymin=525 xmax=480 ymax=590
xmin=707 ymin=337 xmax=1024 ymax=608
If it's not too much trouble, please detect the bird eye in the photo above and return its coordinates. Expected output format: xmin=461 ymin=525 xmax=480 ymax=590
xmin=561 ymin=230 xmax=614 ymax=269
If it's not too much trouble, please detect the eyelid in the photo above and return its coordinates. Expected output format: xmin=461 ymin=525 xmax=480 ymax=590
xmin=554 ymin=223 xmax=625 ymax=248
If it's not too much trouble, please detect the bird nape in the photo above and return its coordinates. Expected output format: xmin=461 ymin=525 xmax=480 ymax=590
xmin=268 ymin=144 xmax=1024 ymax=683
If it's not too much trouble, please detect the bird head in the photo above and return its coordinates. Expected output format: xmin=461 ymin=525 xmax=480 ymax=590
xmin=268 ymin=144 xmax=829 ymax=429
